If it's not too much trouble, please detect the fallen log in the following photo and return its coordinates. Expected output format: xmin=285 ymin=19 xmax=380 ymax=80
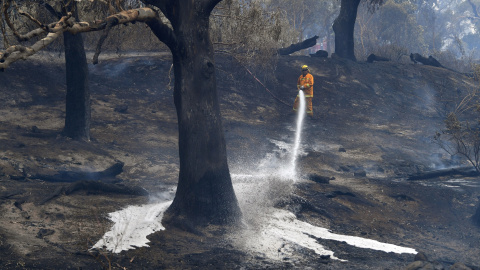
xmin=367 ymin=53 xmax=390 ymax=63
xmin=310 ymin=50 xmax=328 ymax=58
xmin=278 ymin=35 xmax=318 ymax=56
xmin=307 ymin=174 xmax=334 ymax=184
xmin=407 ymin=167 xmax=479 ymax=181
xmin=31 ymin=161 xmax=124 ymax=182
xmin=39 ymin=180 xmax=148 ymax=204
xmin=410 ymin=53 xmax=443 ymax=68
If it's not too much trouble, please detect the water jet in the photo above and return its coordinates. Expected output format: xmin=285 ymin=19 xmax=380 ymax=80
xmin=288 ymin=90 xmax=306 ymax=180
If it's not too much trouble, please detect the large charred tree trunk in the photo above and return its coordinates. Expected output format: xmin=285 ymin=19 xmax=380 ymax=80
xmin=332 ymin=0 xmax=361 ymax=61
xmin=63 ymin=30 xmax=91 ymax=140
xmin=147 ymin=0 xmax=241 ymax=226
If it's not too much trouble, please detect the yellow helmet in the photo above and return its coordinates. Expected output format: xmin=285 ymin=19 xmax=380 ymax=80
xmin=301 ymin=65 xmax=308 ymax=71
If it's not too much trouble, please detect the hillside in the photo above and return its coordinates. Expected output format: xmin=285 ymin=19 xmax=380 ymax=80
xmin=0 ymin=53 xmax=479 ymax=269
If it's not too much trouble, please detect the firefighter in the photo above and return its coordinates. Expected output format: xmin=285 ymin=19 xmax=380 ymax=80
xmin=294 ymin=65 xmax=314 ymax=116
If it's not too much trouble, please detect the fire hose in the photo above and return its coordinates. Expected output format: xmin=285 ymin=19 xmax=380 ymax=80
xmin=241 ymin=65 xmax=291 ymax=107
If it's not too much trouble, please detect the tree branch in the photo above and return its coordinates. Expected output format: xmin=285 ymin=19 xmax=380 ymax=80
xmin=68 ymin=8 xmax=158 ymax=34
xmin=19 ymin=11 xmax=45 ymax=28
xmin=39 ymin=0 xmax=63 ymax=19
xmin=146 ymin=16 xmax=176 ymax=51
xmin=0 ymin=8 xmax=159 ymax=69
xmin=142 ymin=0 xmax=177 ymax=25
xmin=0 ymin=13 xmax=72 ymax=70
xmin=202 ymin=0 xmax=223 ymax=14
xmin=3 ymin=0 xmax=25 ymax=41
xmin=142 ymin=0 xmax=169 ymax=10
xmin=92 ymin=19 xmax=115 ymax=65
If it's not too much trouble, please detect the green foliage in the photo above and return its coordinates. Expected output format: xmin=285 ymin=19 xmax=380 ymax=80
xmin=435 ymin=111 xmax=480 ymax=173
xmin=434 ymin=67 xmax=480 ymax=172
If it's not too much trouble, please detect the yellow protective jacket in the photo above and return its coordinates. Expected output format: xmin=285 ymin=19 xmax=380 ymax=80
xmin=297 ymin=73 xmax=314 ymax=97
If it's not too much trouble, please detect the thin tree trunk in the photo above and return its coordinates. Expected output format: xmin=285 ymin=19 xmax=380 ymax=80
xmin=38 ymin=1 xmax=91 ymax=140
xmin=63 ymin=31 xmax=91 ymax=140
xmin=62 ymin=4 xmax=90 ymax=140
xmin=332 ymin=0 xmax=361 ymax=61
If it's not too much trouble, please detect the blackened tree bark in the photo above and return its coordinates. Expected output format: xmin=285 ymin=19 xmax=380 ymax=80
xmin=63 ymin=32 xmax=90 ymax=140
xmin=42 ymin=1 xmax=91 ymax=140
xmin=63 ymin=3 xmax=90 ymax=141
xmin=63 ymin=30 xmax=90 ymax=140
xmin=332 ymin=0 xmax=361 ymax=61
xmin=145 ymin=0 xmax=242 ymax=225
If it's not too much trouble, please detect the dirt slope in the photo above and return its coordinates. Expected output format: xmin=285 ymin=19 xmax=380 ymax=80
xmin=0 ymin=53 xmax=479 ymax=269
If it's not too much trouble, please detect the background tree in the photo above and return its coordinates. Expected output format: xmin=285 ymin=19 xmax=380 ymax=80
xmin=355 ymin=0 xmax=426 ymax=61
xmin=1 ymin=0 xmax=92 ymax=140
xmin=332 ymin=0 xmax=384 ymax=61
xmin=268 ymin=0 xmax=317 ymax=42
xmin=50 ymin=1 xmax=91 ymax=140
xmin=211 ymin=1 xmax=292 ymax=62
xmin=264 ymin=0 xmax=338 ymax=54
xmin=209 ymin=0 xmax=298 ymax=80
xmin=333 ymin=0 xmax=362 ymax=60
xmin=316 ymin=0 xmax=340 ymax=53
xmin=439 ymin=0 xmax=480 ymax=63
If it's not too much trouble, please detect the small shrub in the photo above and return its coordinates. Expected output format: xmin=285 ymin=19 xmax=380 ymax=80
xmin=434 ymin=67 xmax=480 ymax=172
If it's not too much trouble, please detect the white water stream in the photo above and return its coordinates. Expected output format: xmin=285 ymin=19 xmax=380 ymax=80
xmin=92 ymin=91 xmax=416 ymax=260
xmin=288 ymin=90 xmax=306 ymax=180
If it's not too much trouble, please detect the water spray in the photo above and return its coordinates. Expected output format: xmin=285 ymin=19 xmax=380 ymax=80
xmin=288 ymin=90 xmax=306 ymax=180
xmin=93 ymin=87 xmax=416 ymax=259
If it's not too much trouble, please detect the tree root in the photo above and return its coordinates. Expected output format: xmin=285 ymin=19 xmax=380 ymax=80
xmin=407 ymin=166 xmax=479 ymax=180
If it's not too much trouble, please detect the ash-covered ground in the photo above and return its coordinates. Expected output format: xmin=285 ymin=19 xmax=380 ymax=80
xmin=0 ymin=52 xmax=479 ymax=269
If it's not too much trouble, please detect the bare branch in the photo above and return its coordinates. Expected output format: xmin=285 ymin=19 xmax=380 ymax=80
xmin=92 ymin=20 xmax=114 ymax=65
xmin=116 ymin=0 xmax=125 ymax=12
xmin=0 ymin=31 xmax=62 ymax=70
xmin=142 ymin=0 xmax=174 ymax=22
xmin=61 ymin=0 xmax=74 ymax=14
xmin=69 ymin=8 xmax=158 ymax=33
xmin=39 ymin=1 xmax=62 ymax=19
xmin=0 ymin=8 xmax=159 ymax=69
xmin=203 ymin=0 xmax=223 ymax=14
xmin=1 ymin=1 xmax=9 ymax=47
xmin=145 ymin=16 xmax=176 ymax=51
xmin=19 ymin=11 xmax=45 ymax=28
xmin=3 ymin=0 xmax=24 ymax=41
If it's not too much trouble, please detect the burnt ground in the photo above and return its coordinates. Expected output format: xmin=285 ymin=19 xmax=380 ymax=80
xmin=0 ymin=52 xmax=479 ymax=269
